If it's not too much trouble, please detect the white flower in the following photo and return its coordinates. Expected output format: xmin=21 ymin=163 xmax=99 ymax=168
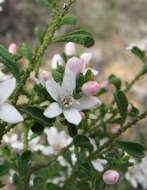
xmin=0 ymin=77 xmax=23 ymax=123
xmin=51 ymin=54 xmax=64 ymax=70
xmin=44 ymin=127 xmax=72 ymax=154
xmin=92 ymin=159 xmax=107 ymax=172
xmin=43 ymin=68 xmax=101 ymax=125
xmin=80 ymin=53 xmax=99 ymax=76
xmin=126 ymin=156 xmax=147 ymax=189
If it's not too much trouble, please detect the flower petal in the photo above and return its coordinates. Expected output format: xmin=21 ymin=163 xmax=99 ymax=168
xmin=0 ymin=103 xmax=23 ymax=124
xmin=61 ymin=68 xmax=76 ymax=96
xmin=0 ymin=78 xmax=16 ymax=103
xmin=75 ymin=96 xmax=101 ymax=111
xmin=44 ymin=102 xmax=62 ymax=118
xmin=63 ymin=108 xmax=82 ymax=125
xmin=46 ymin=74 xmax=61 ymax=101
xmin=82 ymin=67 xmax=99 ymax=76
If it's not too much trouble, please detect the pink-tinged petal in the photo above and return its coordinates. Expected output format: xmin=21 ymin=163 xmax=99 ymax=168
xmin=46 ymin=74 xmax=61 ymax=101
xmin=65 ymin=42 xmax=76 ymax=56
xmin=63 ymin=108 xmax=82 ymax=125
xmin=0 ymin=103 xmax=23 ymax=124
xmin=0 ymin=78 xmax=16 ymax=103
xmin=61 ymin=68 xmax=76 ymax=96
xmin=75 ymin=96 xmax=101 ymax=111
xmin=66 ymin=57 xmax=84 ymax=75
xmin=8 ymin=43 xmax=17 ymax=55
xmin=39 ymin=70 xmax=50 ymax=86
xmin=44 ymin=102 xmax=62 ymax=118
xmin=82 ymin=81 xmax=100 ymax=96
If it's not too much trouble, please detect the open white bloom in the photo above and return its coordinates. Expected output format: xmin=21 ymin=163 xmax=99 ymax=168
xmin=44 ymin=68 xmax=101 ymax=125
xmin=0 ymin=77 xmax=23 ymax=123
xmin=44 ymin=127 xmax=72 ymax=154
xmin=126 ymin=156 xmax=147 ymax=189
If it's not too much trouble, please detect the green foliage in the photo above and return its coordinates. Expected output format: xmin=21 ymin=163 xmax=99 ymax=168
xmin=117 ymin=140 xmax=146 ymax=158
xmin=61 ymin=15 xmax=77 ymax=25
xmin=17 ymin=43 xmax=32 ymax=61
xmin=21 ymin=106 xmax=55 ymax=126
xmin=53 ymin=30 xmax=95 ymax=48
xmin=114 ymin=91 xmax=128 ymax=123
xmin=0 ymin=44 xmax=20 ymax=78
xmin=131 ymin=46 xmax=146 ymax=63
xmin=73 ymin=135 xmax=93 ymax=152
xmin=109 ymin=74 xmax=121 ymax=90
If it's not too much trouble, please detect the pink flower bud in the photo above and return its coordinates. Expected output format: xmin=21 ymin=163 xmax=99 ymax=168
xmin=128 ymin=104 xmax=133 ymax=113
xmin=8 ymin=43 xmax=17 ymax=55
xmin=66 ymin=57 xmax=84 ymax=75
xmin=110 ymin=125 xmax=120 ymax=135
xmin=82 ymin=81 xmax=100 ymax=96
xmin=103 ymin=170 xmax=120 ymax=185
xmin=51 ymin=54 xmax=64 ymax=69
xmin=80 ymin=112 xmax=86 ymax=120
xmin=39 ymin=70 xmax=50 ymax=86
xmin=65 ymin=42 xmax=76 ymax=56
xmin=101 ymin=80 xmax=109 ymax=90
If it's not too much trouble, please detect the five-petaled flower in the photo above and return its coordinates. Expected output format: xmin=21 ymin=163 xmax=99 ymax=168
xmin=0 ymin=73 xmax=23 ymax=123
xmin=43 ymin=68 xmax=101 ymax=125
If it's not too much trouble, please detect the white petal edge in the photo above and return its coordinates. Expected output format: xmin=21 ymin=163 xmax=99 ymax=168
xmin=0 ymin=77 xmax=16 ymax=103
xmin=63 ymin=108 xmax=82 ymax=125
xmin=82 ymin=67 xmax=99 ymax=76
xmin=46 ymin=74 xmax=61 ymax=101
xmin=44 ymin=102 xmax=62 ymax=118
xmin=0 ymin=103 xmax=24 ymax=124
xmin=75 ymin=96 xmax=101 ymax=111
xmin=61 ymin=68 xmax=76 ymax=96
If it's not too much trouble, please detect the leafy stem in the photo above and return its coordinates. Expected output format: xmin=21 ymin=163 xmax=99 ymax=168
xmin=11 ymin=0 xmax=76 ymax=105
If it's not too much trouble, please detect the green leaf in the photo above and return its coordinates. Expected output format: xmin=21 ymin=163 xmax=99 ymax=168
xmin=0 ymin=163 xmax=10 ymax=176
xmin=31 ymin=122 xmax=44 ymax=134
xmin=33 ymin=177 xmax=44 ymax=189
xmin=53 ymin=30 xmax=95 ymax=48
xmin=131 ymin=46 xmax=146 ymax=63
xmin=62 ymin=15 xmax=77 ymax=25
xmin=114 ymin=91 xmax=128 ymax=123
xmin=46 ymin=183 xmax=59 ymax=190
xmin=21 ymin=106 xmax=55 ymax=126
xmin=18 ymin=151 xmax=32 ymax=175
xmin=117 ymin=140 xmax=146 ymax=158
xmin=0 ymin=44 xmax=20 ymax=79
xmin=73 ymin=135 xmax=93 ymax=152
xmin=35 ymin=0 xmax=55 ymax=8
xmin=18 ymin=43 xmax=32 ymax=61
xmin=109 ymin=74 xmax=121 ymax=90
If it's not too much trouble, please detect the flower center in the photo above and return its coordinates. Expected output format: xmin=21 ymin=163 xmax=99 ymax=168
xmin=59 ymin=95 xmax=74 ymax=109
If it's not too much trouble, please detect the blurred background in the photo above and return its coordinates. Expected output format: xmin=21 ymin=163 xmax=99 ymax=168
xmin=0 ymin=0 xmax=147 ymax=189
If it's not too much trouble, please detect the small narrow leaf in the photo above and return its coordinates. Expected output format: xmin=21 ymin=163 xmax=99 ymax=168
xmin=53 ymin=29 xmax=95 ymax=48
xmin=117 ymin=140 xmax=146 ymax=158
xmin=73 ymin=135 xmax=93 ymax=152
xmin=21 ymin=106 xmax=55 ymax=126
xmin=62 ymin=15 xmax=77 ymax=25
xmin=114 ymin=91 xmax=128 ymax=123
xmin=0 ymin=44 xmax=20 ymax=78
xmin=18 ymin=43 xmax=32 ymax=61
xmin=131 ymin=46 xmax=146 ymax=63
xmin=109 ymin=74 xmax=121 ymax=90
